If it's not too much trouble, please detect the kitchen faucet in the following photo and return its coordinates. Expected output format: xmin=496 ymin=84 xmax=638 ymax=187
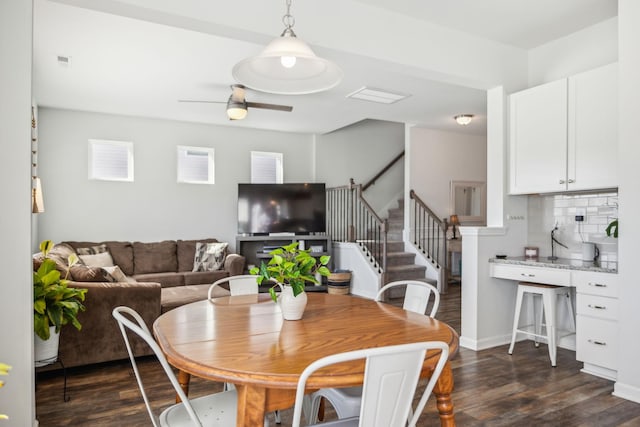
xmin=548 ymin=224 xmax=568 ymax=260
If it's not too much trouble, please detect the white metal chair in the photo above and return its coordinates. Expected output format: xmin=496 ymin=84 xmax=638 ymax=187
xmin=306 ymin=279 xmax=441 ymax=423
xmin=207 ymin=275 xmax=282 ymax=425
xmin=293 ymin=341 xmax=450 ymax=427
xmin=207 ymin=274 xmax=259 ymax=300
xmin=376 ymin=280 xmax=440 ymax=316
xmin=112 ymin=306 xmax=237 ymax=427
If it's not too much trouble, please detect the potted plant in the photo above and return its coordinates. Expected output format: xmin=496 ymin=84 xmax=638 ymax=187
xmin=33 ymin=240 xmax=87 ymax=366
xmin=250 ymin=242 xmax=330 ymax=320
xmin=0 ymin=362 xmax=10 ymax=421
xmin=605 ymin=218 xmax=618 ymax=238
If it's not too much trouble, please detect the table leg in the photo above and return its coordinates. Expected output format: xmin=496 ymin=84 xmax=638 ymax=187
xmin=235 ymin=384 xmax=267 ymax=427
xmin=176 ymin=370 xmax=191 ymax=403
xmin=432 ymin=361 xmax=455 ymax=427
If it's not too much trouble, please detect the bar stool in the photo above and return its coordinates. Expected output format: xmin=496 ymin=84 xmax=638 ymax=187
xmin=508 ymin=281 xmax=576 ymax=367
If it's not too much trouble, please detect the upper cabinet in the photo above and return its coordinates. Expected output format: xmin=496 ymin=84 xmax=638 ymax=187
xmin=509 ymin=63 xmax=618 ymax=195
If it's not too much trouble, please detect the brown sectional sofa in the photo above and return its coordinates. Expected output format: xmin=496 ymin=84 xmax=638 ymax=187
xmin=48 ymin=238 xmax=245 ymax=368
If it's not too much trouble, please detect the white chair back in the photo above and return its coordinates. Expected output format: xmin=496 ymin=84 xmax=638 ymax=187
xmin=292 ymin=341 xmax=450 ymax=427
xmin=208 ymin=274 xmax=259 ymax=300
xmin=112 ymin=306 xmax=202 ymax=427
xmin=376 ymin=280 xmax=440 ymax=317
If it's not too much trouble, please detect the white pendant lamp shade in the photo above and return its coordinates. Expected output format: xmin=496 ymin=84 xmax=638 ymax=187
xmin=232 ymin=1 xmax=343 ymax=95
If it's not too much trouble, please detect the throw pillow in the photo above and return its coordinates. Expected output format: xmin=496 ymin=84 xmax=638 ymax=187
xmin=192 ymin=242 xmax=228 ymax=272
xmin=69 ymin=265 xmax=114 ymax=282
xmin=79 ymin=251 xmax=115 ymax=268
xmin=102 ymin=265 xmax=128 ymax=282
xmin=76 ymin=244 xmax=108 ymax=256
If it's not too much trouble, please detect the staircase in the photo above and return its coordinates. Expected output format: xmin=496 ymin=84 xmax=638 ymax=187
xmin=383 ymin=199 xmax=430 ymax=286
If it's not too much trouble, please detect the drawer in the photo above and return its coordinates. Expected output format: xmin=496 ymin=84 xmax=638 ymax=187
xmin=490 ymin=263 xmax=571 ymax=285
xmin=576 ymin=315 xmax=618 ymax=370
xmin=573 ymin=270 xmax=618 ymax=298
xmin=576 ymin=294 xmax=618 ymax=321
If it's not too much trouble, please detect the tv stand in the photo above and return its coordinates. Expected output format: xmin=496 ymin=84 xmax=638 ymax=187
xmin=236 ymin=234 xmax=332 ymax=289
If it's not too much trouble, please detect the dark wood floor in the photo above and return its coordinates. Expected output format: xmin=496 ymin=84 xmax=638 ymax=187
xmin=36 ymin=284 xmax=640 ymax=426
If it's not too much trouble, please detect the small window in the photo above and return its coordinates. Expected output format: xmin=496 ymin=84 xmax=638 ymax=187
xmin=88 ymin=139 xmax=134 ymax=182
xmin=251 ymin=151 xmax=283 ymax=184
xmin=177 ymin=146 xmax=215 ymax=184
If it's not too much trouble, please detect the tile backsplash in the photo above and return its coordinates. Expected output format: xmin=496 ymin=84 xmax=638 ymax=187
xmin=527 ymin=192 xmax=618 ymax=261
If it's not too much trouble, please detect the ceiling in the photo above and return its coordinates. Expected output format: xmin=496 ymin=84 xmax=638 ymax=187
xmin=33 ymin=0 xmax=617 ymax=135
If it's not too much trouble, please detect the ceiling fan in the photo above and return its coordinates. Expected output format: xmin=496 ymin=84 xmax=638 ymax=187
xmin=179 ymin=84 xmax=293 ymax=120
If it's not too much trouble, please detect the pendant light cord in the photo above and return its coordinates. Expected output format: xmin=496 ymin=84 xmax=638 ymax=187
xmin=281 ymin=0 xmax=296 ymax=36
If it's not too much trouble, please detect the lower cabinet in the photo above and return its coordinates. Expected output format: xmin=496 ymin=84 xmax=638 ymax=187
xmin=574 ymin=271 xmax=619 ymax=380
xmin=490 ymin=263 xmax=619 ymax=380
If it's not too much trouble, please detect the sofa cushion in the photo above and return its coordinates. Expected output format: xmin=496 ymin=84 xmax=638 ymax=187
xmin=75 ymin=244 xmax=108 ymax=256
xmin=183 ymin=270 xmax=228 ymax=286
xmin=79 ymin=251 xmax=115 ymax=268
xmin=63 ymin=241 xmax=135 ymax=276
xmin=104 ymin=241 xmax=134 ymax=276
xmin=102 ymin=265 xmax=129 ymax=282
xmin=133 ymin=272 xmax=184 ymax=288
xmin=45 ymin=243 xmax=77 ymax=271
xmin=133 ymin=240 xmax=177 ymax=275
xmin=69 ymin=265 xmax=114 ymax=282
xmin=161 ymin=284 xmax=230 ymax=313
xmin=176 ymin=238 xmax=218 ymax=272
xmin=193 ymin=242 xmax=228 ymax=272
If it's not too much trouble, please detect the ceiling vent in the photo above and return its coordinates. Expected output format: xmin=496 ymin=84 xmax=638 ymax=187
xmin=346 ymin=87 xmax=410 ymax=104
xmin=57 ymin=55 xmax=72 ymax=67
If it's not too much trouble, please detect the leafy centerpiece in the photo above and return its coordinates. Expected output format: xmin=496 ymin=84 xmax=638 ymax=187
xmin=250 ymin=242 xmax=330 ymax=320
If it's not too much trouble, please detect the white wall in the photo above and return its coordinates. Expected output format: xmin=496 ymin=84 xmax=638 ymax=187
xmin=614 ymin=0 xmax=640 ymax=404
xmin=37 ymin=108 xmax=315 ymax=251
xmin=409 ymin=128 xmax=487 ymax=222
xmin=0 ymin=1 xmax=36 ymax=425
xmin=528 ymin=17 xmax=618 ymax=87
xmin=315 ymin=119 xmax=405 ymax=214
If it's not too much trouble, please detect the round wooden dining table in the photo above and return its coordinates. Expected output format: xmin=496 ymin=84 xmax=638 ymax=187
xmin=153 ymin=292 xmax=459 ymax=426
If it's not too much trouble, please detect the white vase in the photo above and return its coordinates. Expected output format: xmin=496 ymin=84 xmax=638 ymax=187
xmin=278 ymin=285 xmax=308 ymax=321
xmin=34 ymin=326 xmax=60 ymax=367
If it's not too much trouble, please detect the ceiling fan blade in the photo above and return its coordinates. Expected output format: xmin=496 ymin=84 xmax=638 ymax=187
xmin=246 ymin=102 xmax=293 ymax=112
xmin=178 ymin=99 xmax=226 ymax=104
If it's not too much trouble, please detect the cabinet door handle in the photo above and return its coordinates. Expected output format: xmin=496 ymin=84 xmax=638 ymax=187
xmin=559 ymin=179 xmax=565 ymax=184
xmin=588 ymin=304 xmax=607 ymax=310
xmin=588 ymin=339 xmax=607 ymax=346
xmin=520 ymin=273 xmax=535 ymax=277
xmin=568 ymin=179 xmax=575 ymax=183
xmin=588 ymin=282 xmax=607 ymax=288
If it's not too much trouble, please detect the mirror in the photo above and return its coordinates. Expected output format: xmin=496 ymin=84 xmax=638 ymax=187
xmin=450 ymin=181 xmax=486 ymax=225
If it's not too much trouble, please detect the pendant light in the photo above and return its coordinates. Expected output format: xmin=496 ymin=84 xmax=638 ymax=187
xmin=232 ymin=0 xmax=343 ymax=95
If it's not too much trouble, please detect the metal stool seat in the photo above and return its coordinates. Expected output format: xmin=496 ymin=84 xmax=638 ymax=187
xmin=508 ymin=281 xmax=576 ymax=367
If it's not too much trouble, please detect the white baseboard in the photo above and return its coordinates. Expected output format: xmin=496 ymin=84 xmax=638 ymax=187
xmin=460 ymin=333 xmax=513 ymax=351
xmin=581 ymin=363 xmax=616 ymax=381
xmin=613 ymin=381 xmax=640 ymax=404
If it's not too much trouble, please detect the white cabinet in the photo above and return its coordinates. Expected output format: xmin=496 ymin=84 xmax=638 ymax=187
xmin=573 ymin=270 xmax=618 ymax=380
xmin=568 ymin=63 xmax=618 ymax=191
xmin=510 ymin=79 xmax=568 ymax=194
xmin=509 ymin=63 xmax=618 ymax=195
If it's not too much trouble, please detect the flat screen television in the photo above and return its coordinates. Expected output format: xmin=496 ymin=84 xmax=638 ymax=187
xmin=237 ymin=183 xmax=326 ymax=235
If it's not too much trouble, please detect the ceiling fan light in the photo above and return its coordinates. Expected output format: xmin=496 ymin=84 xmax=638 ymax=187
xmin=227 ymin=106 xmax=248 ymax=120
xmin=454 ymin=114 xmax=474 ymax=125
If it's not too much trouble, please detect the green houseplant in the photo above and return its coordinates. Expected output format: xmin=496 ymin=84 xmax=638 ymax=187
xmin=605 ymin=218 xmax=618 ymax=238
xmin=33 ymin=240 xmax=87 ymax=341
xmin=0 ymin=362 xmax=10 ymax=420
xmin=250 ymin=242 xmax=330 ymax=320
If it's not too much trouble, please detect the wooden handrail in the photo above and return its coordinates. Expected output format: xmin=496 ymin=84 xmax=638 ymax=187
xmin=362 ymin=151 xmax=405 ymax=192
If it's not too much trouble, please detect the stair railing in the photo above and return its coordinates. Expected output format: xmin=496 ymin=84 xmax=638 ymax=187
xmin=327 ymin=179 xmax=388 ymax=278
xmin=409 ymin=190 xmax=447 ymax=272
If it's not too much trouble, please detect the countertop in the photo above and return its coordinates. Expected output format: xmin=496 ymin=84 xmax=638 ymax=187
xmin=489 ymin=256 xmax=617 ymax=274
